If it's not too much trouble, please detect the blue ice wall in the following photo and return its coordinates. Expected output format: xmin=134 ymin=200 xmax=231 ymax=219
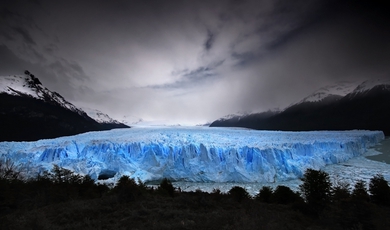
xmin=0 ymin=127 xmax=384 ymax=183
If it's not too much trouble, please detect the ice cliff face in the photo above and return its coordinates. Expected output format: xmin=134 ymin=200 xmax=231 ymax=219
xmin=0 ymin=127 xmax=384 ymax=183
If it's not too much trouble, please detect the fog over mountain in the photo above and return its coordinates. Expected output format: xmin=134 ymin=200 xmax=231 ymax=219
xmin=1 ymin=0 xmax=390 ymax=124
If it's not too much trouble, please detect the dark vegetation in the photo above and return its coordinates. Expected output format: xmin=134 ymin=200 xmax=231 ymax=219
xmin=1 ymin=160 xmax=390 ymax=229
xmin=210 ymin=85 xmax=390 ymax=135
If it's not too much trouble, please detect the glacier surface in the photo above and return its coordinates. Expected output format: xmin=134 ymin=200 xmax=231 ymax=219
xmin=0 ymin=127 xmax=384 ymax=183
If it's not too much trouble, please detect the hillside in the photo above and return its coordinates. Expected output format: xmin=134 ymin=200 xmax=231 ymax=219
xmin=211 ymin=80 xmax=390 ymax=135
xmin=0 ymin=72 xmax=128 ymax=141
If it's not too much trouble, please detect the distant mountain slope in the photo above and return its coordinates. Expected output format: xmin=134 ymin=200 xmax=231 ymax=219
xmin=81 ymin=107 xmax=128 ymax=129
xmin=0 ymin=71 xmax=87 ymax=116
xmin=0 ymin=72 xmax=128 ymax=141
xmin=293 ymin=81 xmax=357 ymax=104
xmin=211 ymin=110 xmax=279 ymax=128
xmin=210 ymin=79 xmax=390 ymax=135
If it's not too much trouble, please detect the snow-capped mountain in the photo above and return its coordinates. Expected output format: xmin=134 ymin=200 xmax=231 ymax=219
xmin=210 ymin=78 xmax=390 ymax=135
xmin=213 ymin=111 xmax=254 ymax=124
xmin=0 ymin=71 xmax=87 ymax=117
xmin=349 ymin=79 xmax=390 ymax=96
xmin=218 ymin=113 xmax=246 ymax=122
xmin=81 ymin=107 xmax=123 ymax=125
xmin=296 ymin=81 xmax=357 ymax=104
xmin=0 ymin=72 xmax=128 ymax=141
xmin=212 ymin=109 xmax=280 ymax=126
xmin=120 ymin=115 xmax=144 ymax=126
xmin=294 ymin=79 xmax=390 ymax=105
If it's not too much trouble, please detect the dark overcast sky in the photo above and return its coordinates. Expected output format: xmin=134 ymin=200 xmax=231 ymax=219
xmin=1 ymin=0 xmax=390 ymax=124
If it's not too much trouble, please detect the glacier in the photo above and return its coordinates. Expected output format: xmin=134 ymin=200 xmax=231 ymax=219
xmin=172 ymin=148 xmax=390 ymax=196
xmin=0 ymin=127 xmax=384 ymax=183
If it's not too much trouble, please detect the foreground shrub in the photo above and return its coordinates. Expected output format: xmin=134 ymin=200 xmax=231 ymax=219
xmin=332 ymin=181 xmax=351 ymax=203
xmin=369 ymin=174 xmax=390 ymax=205
xmin=299 ymin=169 xmax=332 ymax=208
xmin=51 ymin=165 xmax=80 ymax=184
xmin=255 ymin=186 xmax=273 ymax=203
xmin=0 ymin=158 xmax=21 ymax=181
xmin=352 ymin=180 xmax=370 ymax=202
xmin=47 ymin=165 xmax=104 ymax=201
xmin=228 ymin=186 xmax=251 ymax=202
xmin=210 ymin=188 xmax=224 ymax=201
xmin=114 ymin=176 xmax=144 ymax=201
xmin=0 ymin=164 xmax=110 ymax=215
xmin=273 ymin=185 xmax=302 ymax=204
xmin=158 ymin=178 xmax=175 ymax=197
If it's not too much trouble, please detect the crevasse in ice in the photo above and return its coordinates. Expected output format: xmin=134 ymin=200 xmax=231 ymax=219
xmin=0 ymin=127 xmax=384 ymax=183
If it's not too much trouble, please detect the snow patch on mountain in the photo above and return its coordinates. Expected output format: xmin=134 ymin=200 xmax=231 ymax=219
xmin=81 ymin=107 xmax=122 ymax=124
xmin=351 ymin=79 xmax=390 ymax=94
xmin=298 ymin=81 xmax=357 ymax=104
xmin=288 ymin=78 xmax=390 ymax=107
xmin=119 ymin=115 xmax=144 ymax=126
xmin=219 ymin=114 xmax=242 ymax=121
xmin=216 ymin=111 xmax=251 ymax=122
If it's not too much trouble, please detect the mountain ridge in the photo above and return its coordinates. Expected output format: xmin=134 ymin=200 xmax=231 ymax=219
xmin=210 ymin=79 xmax=390 ymax=135
xmin=0 ymin=72 xmax=87 ymax=117
xmin=293 ymin=81 xmax=357 ymax=105
xmin=0 ymin=72 xmax=128 ymax=141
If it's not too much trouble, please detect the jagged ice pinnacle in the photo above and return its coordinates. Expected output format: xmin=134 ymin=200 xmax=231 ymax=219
xmin=0 ymin=127 xmax=384 ymax=183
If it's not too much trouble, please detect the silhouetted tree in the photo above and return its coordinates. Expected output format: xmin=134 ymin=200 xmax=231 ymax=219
xmin=273 ymin=185 xmax=302 ymax=204
xmin=369 ymin=174 xmax=390 ymax=205
xmin=299 ymin=169 xmax=332 ymax=207
xmin=158 ymin=178 xmax=175 ymax=197
xmin=332 ymin=181 xmax=351 ymax=203
xmin=51 ymin=165 xmax=77 ymax=184
xmin=228 ymin=186 xmax=251 ymax=202
xmin=352 ymin=180 xmax=370 ymax=202
xmin=210 ymin=188 xmax=224 ymax=201
xmin=255 ymin=186 xmax=273 ymax=203
xmin=0 ymin=158 xmax=21 ymax=181
xmin=114 ymin=175 xmax=140 ymax=201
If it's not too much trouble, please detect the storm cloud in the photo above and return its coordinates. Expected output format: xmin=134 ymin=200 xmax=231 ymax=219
xmin=1 ymin=0 xmax=389 ymax=124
